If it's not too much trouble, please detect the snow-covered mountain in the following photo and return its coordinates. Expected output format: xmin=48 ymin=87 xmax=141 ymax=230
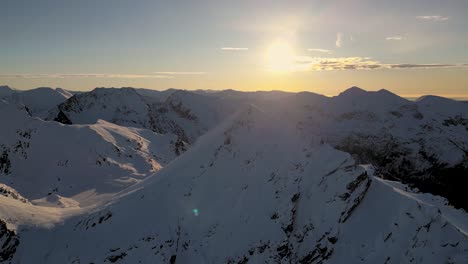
xmin=0 ymin=86 xmax=467 ymax=263
xmin=47 ymin=87 xmax=239 ymax=153
xmin=0 ymin=86 xmax=15 ymax=98
xmin=184 ymin=87 xmax=468 ymax=209
xmin=4 ymin=103 xmax=468 ymax=263
xmin=0 ymin=100 xmax=177 ymax=206
xmin=252 ymin=87 xmax=468 ymax=210
xmin=0 ymin=86 xmax=72 ymax=118
xmin=42 ymin=87 xmax=468 ymax=210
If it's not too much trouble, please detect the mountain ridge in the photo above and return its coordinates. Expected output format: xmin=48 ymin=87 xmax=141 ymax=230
xmin=8 ymin=99 xmax=468 ymax=263
xmin=0 ymin=86 xmax=467 ymax=263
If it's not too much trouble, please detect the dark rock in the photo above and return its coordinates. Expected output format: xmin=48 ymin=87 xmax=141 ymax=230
xmin=0 ymin=219 xmax=19 ymax=262
xmin=54 ymin=110 xmax=72 ymax=125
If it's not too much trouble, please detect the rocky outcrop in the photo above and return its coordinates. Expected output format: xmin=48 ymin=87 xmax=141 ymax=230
xmin=0 ymin=220 xmax=19 ymax=262
xmin=336 ymin=133 xmax=468 ymax=210
xmin=53 ymin=110 xmax=72 ymax=125
xmin=0 ymin=184 xmax=29 ymax=203
xmin=0 ymin=146 xmax=10 ymax=176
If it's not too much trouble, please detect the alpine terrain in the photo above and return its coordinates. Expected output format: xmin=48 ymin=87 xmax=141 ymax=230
xmin=0 ymin=86 xmax=467 ymax=263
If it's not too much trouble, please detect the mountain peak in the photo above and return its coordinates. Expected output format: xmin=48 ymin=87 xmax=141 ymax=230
xmin=376 ymin=88 xmax=395 ymax=95
xmin=55 ymin=88 xmax=73 ymax=98
xmin=337 ymin=87 xmax=407 ymax=102
xmin=339 ymin=86 xmax=367 ymax=96
xmin=33 ymin=87 xmax=54 ymax=91
xmin=415 ymin=94 xmax=454 ymax=103
xmin=0 ymin=85 xmax=12 ymax=90
xmin=0 ymin=85 xmax=15 ymax=97
xmin=92 ymin=87 xmax=137 ymax=94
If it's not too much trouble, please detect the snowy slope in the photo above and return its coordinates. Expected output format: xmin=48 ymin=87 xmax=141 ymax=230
xmin=135 ymin=88 xmax=178 ymax=103
xmin=147 ymin=90 xmax=238 ymax=142
xmin=194 ymin=89 xmax=295 ymax=103
xmin=6 ymin=104 xmax=468 ymax=263
xmin=1 ymin=87 xmax=71 ymax=118
xmin=234 ymin=88 xmax=468 ymax=209
xmin=0 ymin=100 xmax=177 ymax=206
xmin=44 ymin=86 xmax=468 ymax=209
xmin=48 ymin=87 xmax=151 ymax=126
xmin=50 ymin=87 xmax=238 ymax=146
xmin=205 ymin=87 xmax=467 ymax=174
xmin=0 ymin=86 xmax=15 ymax=98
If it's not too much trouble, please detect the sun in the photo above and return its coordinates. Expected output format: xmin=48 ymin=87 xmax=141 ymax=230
xmin=266 ymin=40 xmax=296 ymax=72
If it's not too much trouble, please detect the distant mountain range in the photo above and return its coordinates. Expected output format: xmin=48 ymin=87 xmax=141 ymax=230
xmin=0 ymin=85 xmax=467 ymax=263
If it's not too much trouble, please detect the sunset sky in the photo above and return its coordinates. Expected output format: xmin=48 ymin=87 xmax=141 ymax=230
xmin=2 ymin=0 xmax=468 ymax=97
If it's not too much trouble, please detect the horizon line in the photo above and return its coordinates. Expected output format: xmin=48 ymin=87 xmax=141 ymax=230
xmin=2 ymin=85 xmax=467 ymax=100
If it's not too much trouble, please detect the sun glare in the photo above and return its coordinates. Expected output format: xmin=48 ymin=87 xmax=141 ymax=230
xmin=266 ymin=40 xmax=297 ymax=73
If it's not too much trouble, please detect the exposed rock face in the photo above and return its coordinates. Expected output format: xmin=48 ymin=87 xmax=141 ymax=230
xmin=0 ymin=146 xmax=11 ymax=175
xmin=53 ymin=110 xmax=72 ymax=125
xmin=0 ymin=219 xmax=19 ymax=262
xmin=0 ymin=184 xmax=29 ymax=203
xmin=253 ymin=89 xmax=468 ymax=211
xmin=49 ymin=88 xmax=237 ymax=156
xmin=336 ymin=133 xmax=468 ymax=210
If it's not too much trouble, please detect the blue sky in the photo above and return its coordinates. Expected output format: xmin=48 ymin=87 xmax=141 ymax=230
xmin=2 ymin=0 xmax=468 ymax=96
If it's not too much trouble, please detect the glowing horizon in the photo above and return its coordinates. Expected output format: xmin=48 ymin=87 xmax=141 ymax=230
xmin=2 ymin=1 xmax=467 ymax=97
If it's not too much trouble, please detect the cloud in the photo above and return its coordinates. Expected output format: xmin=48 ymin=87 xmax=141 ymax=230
xmin=220 ymin=47 xmax=248 ymax=51
xmin=153 ymin=72 xmax=206 ymax=75
xmin=307 ymin=48 xmax=333 ymax=54
xmin=416 ymin=15 xmax=449 ymax=22
xmin=386 ymin=36 xmax=403 ymax=41
xmin=294 ymin=57 xmax=464 ymax=71
xmin=0 ymin=74 xmax=174 ymax=79
xmin=335 ymin=32 xmax=343 ymax=48
xmin=388 ymin=64 xmax=457 ymax=69
xmin=298 ymin=57 xmax=381 ymax=71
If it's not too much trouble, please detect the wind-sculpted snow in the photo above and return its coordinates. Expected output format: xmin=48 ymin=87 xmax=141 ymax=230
xmin=0 ymin=100 xmax=177 ymax=206
xmin=8 ymin=104 xmax=468 ymax=263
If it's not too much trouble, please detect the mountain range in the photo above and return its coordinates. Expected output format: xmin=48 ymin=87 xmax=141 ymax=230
xmin=0 ymin=85 xmax=467 ymax=263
